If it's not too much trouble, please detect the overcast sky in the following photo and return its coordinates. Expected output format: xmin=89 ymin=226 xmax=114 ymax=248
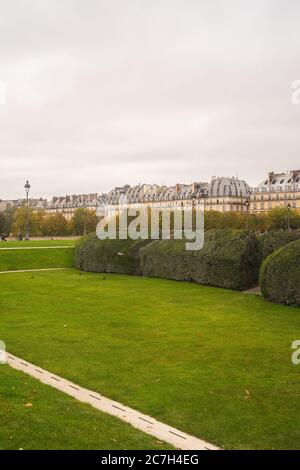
xmin=0 ymin=0 xmax=300 ymax=199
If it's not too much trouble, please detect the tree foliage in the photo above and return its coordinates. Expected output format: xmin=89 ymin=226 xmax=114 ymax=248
xmin=70 ymin=208 xmax=99 ymax=236
xmin=41 ymin=213 xmax=70 ymax=236
xmin=0 ymin=205 xmax=299 ymax=238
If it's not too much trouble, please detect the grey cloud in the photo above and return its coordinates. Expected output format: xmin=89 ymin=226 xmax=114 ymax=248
xmin=0 ymin=0 xmax=300 ymax=199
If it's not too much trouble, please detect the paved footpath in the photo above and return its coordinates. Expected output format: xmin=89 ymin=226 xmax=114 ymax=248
xmin=7 ymin=352 xmax=220 ymax=451
xmin=243 ymin=286 xmax=261 ymax=295
xmin=0 ymin=246 xmax=75 ymax=250
xmin=0 ymin=267 xmax=70 ymax=274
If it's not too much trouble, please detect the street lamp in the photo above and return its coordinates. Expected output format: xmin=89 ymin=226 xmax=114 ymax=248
xmin=192 ymin=195 xmax=197 ymax=231
xmin=24 ymin=180 xmax=31 ymax=240
xmin=245 ymin=199 xmax=250 ymax=231
xmin=83 ymin=200 xmax=87 ymax=236
xmin=17 ymin=199 xmax=22 ymax=241
xmin=287 ymin=202 xmax=292 ymax=231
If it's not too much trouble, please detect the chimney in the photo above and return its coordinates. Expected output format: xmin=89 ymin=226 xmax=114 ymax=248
xmin=268 ymin=172 xmax=275 ymax=184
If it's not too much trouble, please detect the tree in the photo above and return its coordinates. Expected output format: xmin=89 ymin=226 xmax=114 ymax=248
xmin=11 ymin=207 xmax=44 ymax=237
xmin=0 ymin=208 xmax=14 ymax=235
xmin=41 ymin=213 xmax=70 ymax=236
xmin=204 ymin=210 xmax=224 ymax=230
xmin=70 ymin=208 xmax=99 ymax=235
xmin=267 ymin=207 xmax=300 ymax=230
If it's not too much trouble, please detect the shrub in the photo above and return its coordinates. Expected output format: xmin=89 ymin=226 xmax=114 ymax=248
xmin=141 ymin=230 xmax=261 ymax=291
xmin=260 ymin=239 xmax=300 ymax=307
xmin=141 ymin=239 xmax=193 ymax=282
xmin=259 ymin=230 xmax=300 ymax=260
xmin=74 ymin=233 xmax=152 ymax=275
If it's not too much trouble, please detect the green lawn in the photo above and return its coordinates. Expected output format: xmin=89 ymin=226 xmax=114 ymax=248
xmin=1 ymin=269 xmax=300 ymax=449
xmin=0 ymin=239 xmax=76 ymax=248
xmin=0 ymin=247 xmax=74 ymax=271
xmin=0 ymin=365 xmax=171 ymax=450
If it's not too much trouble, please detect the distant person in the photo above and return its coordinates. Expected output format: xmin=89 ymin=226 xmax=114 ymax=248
xmin=1 ymin=233 xmax=7 ymax=242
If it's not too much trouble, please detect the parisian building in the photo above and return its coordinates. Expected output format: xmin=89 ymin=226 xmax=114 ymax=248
xmin=250 ymin=170 xmax=300 ymax=214
xmin=105 ymin=177 xmax=250 ymax=212
xmin=1 ymin=171 xmax=299 ymax=218
xmin=45 ymin=193 xmax=106 ymax=221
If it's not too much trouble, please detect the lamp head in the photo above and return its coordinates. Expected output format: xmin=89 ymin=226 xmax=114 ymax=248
xmin=24 ymin=180 xmax=31 ymax=191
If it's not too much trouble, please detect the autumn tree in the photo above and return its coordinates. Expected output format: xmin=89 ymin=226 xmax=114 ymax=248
xmin=70 ymin=208 xmax=99 ymax=235
xmin=12 ymin=207 xmax=44 ymax=237
xmin=267 ymin=207 xmax=300 ymax=230
xmin=41 ymin=213 xmax=70 ymax=236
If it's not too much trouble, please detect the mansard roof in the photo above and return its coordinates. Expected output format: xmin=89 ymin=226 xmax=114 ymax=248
xmin=208 ymin=177 xmax=249 ymax=198
xmin=257 ymin=170 xmax=300 ymax=191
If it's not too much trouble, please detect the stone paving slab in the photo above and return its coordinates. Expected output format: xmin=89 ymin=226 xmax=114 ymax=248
xmin=7 ymin=352 xmax=220 ymax=451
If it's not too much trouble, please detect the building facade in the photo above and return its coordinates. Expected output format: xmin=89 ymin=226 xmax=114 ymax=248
xmin=2 ymin=170 xmax=299 ymax=218
xmin=105 ymin=177 xmax=250 ymax=212
xmin=46 ymin=193 xmax=106 ymax=220
xmin=250 ymin=170 xmax=300 ymax=214
xmin=0 ymin=198 xmax=47 ymax=212
xmin=106 ymin=182 xmax=209 ymax=209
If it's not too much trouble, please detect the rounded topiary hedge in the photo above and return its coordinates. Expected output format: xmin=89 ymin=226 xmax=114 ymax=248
xmin=259 ymin=229 xmax=300 ymax=261
xmin=141 ymin=239 xmax=193 ymax=282
xmin=259 ymin=239 xmax=300 ymax=307
xmin=141 ymin=230 xmax=261 ymax=291
xmin=74 ymin=233 xmax=152 ymax=275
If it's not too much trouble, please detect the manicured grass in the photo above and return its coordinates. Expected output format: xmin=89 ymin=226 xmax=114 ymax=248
xmin=0 ymin=239 xmax=76 ymax=249
xmin=1 ymin=270 xmax=300 ymax=449
xmin=0 ymin=247 xmax=74 ymax=271
xmin=0 ymin=365 xmax=171 ymax=450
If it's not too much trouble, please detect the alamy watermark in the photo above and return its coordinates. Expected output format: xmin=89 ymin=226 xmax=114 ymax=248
xmin=0 ymin=340 xmax=7 ymax=364
xmin=0 ymin=80 xmax=7 ymax=105
xmin=291 ymin=80 xmax=300 ymax=105
xmin=291 ymin=340 xmax=300 ymax=365
xmin=96 ymin=198 xmax=204 ymax=251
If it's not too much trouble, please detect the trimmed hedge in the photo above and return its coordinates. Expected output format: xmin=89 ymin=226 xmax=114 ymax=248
xmin=141 ymin=230 xmax=261 ymax=291
xmin=259 ymin=239 xmax=300 ymax=307
xmin=141 ymin=239 xmax=193 ymax=282
xmin=75 ymin=230 xmax=261 ymax=290
xmin=74 ymin=233 xmax=152 ymax=275
xmin=259 ymin=229 xmax=300 ymax=260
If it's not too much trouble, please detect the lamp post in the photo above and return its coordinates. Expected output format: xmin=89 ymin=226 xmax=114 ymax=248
xmin=192 ymin=195 xmax=197 ymax=231
xmin=287 ymin=202 xmax=292 ymax=231
xmin=83 ymin=200 xmax=87 ymax=236
xmin=17 ymin=199 xmax=22 ymax=241
xmin=245 ymin=199 xmax=250 ymax=231
xmin=24 ymin=180 xmax=31 ymax=241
